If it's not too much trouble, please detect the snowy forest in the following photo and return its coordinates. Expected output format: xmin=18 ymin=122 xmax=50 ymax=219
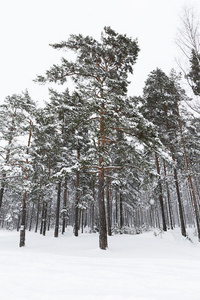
xmin=1 ymin=9 xmax=200 ymax=252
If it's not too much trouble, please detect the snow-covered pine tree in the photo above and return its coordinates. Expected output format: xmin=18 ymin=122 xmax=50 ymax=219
xmin=141 ymin=68 xmax=186 ymax=236
xmin=187 ymin=49 xmax=200 ymax=96
xmin=35 ymin=27 xmax=167 ymax=249
xmin=168 ymin=70 xmax=200 ymax=241
xmin=0 ymin=91 xmax=36 ymax=246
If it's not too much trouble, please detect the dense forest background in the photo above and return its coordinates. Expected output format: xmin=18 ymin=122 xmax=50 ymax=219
xmin=1 ymin=8 xmax=200 ymax=249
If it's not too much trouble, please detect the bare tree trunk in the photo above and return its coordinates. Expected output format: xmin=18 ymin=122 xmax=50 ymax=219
xmin=176 ymin=99 xmax=200 ymax=240
xmin=35 ymin=197 xmax=40 ymax=233
xmin=91 ymin=180 xmax=95 ymax=232
xmin=163 ymin=104 xmax=186 ymax=237
xmin=106 ymin=169 xmax=112 ymax=236
xmin=54 ymin=181 xmax=61 ymax=237
xmin=98 ymin=104 xmax=108 ymax=249
xmin=81 ymin=210 xmax=84 ymax=233
xmin=155 ymin=153 xmax=167 ymax=231
xmin=40 ymin=200 xmax=47 ymax=236
xmin=29 ymin=202 xmax=35 ymax=231
xmin=163 ymin=160 xmax=174 ymax=229
xmin=40 ymin=200 xmax=45 ymax=235
xmin=19 ymin=120 xmax=32 ymax=247
xmin=115 ymin=188 xmax=118 ymax=227
xmin=42 ymin=201 xmax=47 ymax=236
xmin=74 ymin=149 xmax=80 ymax=237
xmin=62 ymin=178 xmax=68 ymax=234
xmin=19 ymin=191 xmax=27 ymax=247
xmin=0 ymin=180 xmax=5 ymax=212
xmin=98 ymin=165 xmax=107 ymax=249
xmin=173 ymin=168 xmax=187 ymax=237
xmin=119 ymin=191 xmax=123 ymax=233
xmin=47 ymin=200 xmax=52 ymax=231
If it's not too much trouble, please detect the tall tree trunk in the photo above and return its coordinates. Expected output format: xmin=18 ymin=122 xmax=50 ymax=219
xmin=163 ymin=160 xmax=174 ymax=229
xmin=42 ymin=201 xmax=47 ymax=236
xmin=98 ymin=104 xmax=108 ymax=249
xmin=19 ymin=120 xmax=32 ymax=247
xmin=98 ymin=165 xmax=107 ymax=249
xmin=106 ymin=169 xmax=112 ymax=236
xmin=54 ymin=181 xmax=61 ymax=237
xmin=163 ymin=104 xmax=186 ymax=237
xmin=40 ymin=200 xmax=45 ymax=235
xmin=174 ymin=165 xmax=187 ymax=237
xmin=155 ymin=153 xmax=167 ymax=231
xmin=62 ymin=178 xmax=68 ymax=234
xmin=40 ymin=200 xmax=47 ymax=236
xmin=47 ymin=200 xmax=52 ymax=231
xmin=35 ymin=197 xmax=40 ymax=233
xmin=81 ymin=210 xmax=84 ymax=233
xmin=175 ymin=99 xmax=200 ymax=240
xmin=0 ymin=180 xmax=6 ymax=212
xmin=19 ymin=191 xmax=27 ymax=247
xmin=115 ymin=188 xmax=118 ymax=227
xmin=119 ymin=191 xmax=123 ymax=233
xmin=74 ymin=149 xmax=80 ymax=237
xmin=91 ymin=180 xmax=95 ymax=232
xmin=29 ymin=202 xmax=35 ymax=231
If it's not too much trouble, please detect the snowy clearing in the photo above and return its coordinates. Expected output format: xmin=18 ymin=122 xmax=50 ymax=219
xmin=0 ymin=228 xmax=200 ymax=300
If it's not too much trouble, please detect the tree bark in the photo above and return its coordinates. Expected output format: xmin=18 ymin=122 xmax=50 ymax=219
xmin=115 ymin=188 xmax=118 ymax=227
xmin=62 ymin=178 xmax=68 ymax=234
xmin=98 ymin=104 xmax=108 ymax=249
xmin=98 ymin=165 xmax=107 ymax=249
xmin=54 ymin=181 xmax=61 ymax=237
xmin=42 ymin=201 xmax=47 ymax=236
xmin=174 ymin=166 xmax=187 ymax=237
xmin=19 ymin=120 xmax=32 ymax=247
xmin=163 ymin=160 xmax=174 ymax=229
xmin=40 ymin=200 xmax=45 ymax=235
xmin=0 ymin=181 xmax=5 ymax=212
xmin=106 ymin=169 xmax=112 ymax=236
xmin=163 ymin=104 xmax=186 ymax=237
xmin=175 ymin=99 xmax=200 ymax=240
xmin=29 ymin=202 xmax=35 ymax=231
xmin=119 ymin=191 xmax=123 ymax=233
xmin=35 ymin=197 xmax=40 ymax=233
xmin=19 ymin=191 xmax=26 ymax=247
xmin=155 ymin=153 xmax=167 ymax=231
xmin=74 ymin=149 xmax=80 ymax=237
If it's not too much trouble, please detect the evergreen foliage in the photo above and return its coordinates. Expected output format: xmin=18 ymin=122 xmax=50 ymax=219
xmin=188 ymin=49 xmax=200 ymax=96
xmin=0 ymin=27 xmax=200 ymax=248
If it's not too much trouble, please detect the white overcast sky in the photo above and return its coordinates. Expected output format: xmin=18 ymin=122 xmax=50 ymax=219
xmin=0 ymin=0 xmax=200 ymax=106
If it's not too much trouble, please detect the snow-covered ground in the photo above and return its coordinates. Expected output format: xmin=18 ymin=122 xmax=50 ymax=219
xmin=0 ymin=228 xmax=200 ymax=300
